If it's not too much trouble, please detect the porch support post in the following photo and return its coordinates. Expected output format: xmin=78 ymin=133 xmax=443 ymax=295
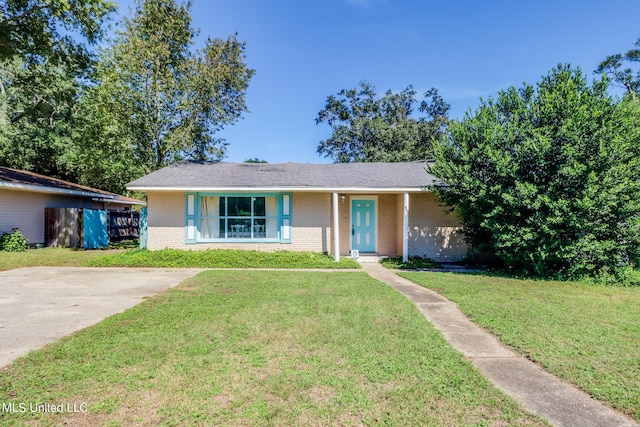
xmin=333 ymin=192 xmax=340 ymax=262
xmin=402 ymin=192 xmax=409 ymax=263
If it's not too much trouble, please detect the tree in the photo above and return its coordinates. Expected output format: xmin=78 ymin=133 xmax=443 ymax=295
xmin=0 ymin=0 xmax=115 ymax=68
xmin=0 ymin=0 xmax=115 ymax=181
xmin=315 ymin=81 xmax=450 ymax=163
xmin=430 ymin=65 xmax=640 ymax=282
xmin=0 ymin=59 xmax=85 ymax=181
xmin=595 ymin=38 xmax=640 ymax=98
xmin=84 ymin=0 xmax=254 ymax=182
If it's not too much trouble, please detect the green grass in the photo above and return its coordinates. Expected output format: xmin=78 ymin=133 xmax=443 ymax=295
xmin=0 ymin=248 xmax=122 ymax=271
xmin=0 ymin=271 xmax=546 ymax=426
xmin=380 ymin=255 xmax=442 ymax=270
xmin=0 ymin=248 xmax=359 ymax=271
xmin=400 ymin=271 xmax=640 ymax=422
xmin=87 ymin=248 xmax=360 ymax=269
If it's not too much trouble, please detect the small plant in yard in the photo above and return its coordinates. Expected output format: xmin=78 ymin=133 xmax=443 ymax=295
xmin=0 ymin=228 xmax=28 ymax=252
xmin=381 ymin=255 xmax=441 ymax=269
xmin=108 ymin=239 xmax=140 ymax=250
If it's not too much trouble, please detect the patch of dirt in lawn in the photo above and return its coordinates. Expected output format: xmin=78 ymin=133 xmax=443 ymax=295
xmin=176 ymin=279 xmax=205 ymax=292
xmin=307 ymin=384 xmax=337 ymax=404
xmin=215 ymin=288 xmax=237 ymax=294
xmin=60 ymin=389 xmax=164 ymax=427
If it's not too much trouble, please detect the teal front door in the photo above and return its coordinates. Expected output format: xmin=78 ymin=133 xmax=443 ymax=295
xmin=352 ymin=199 xmax=376 ymax=253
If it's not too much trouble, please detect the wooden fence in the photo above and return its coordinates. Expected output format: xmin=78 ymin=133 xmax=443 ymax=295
xmin=45 ymin=208 xmax=83 ymax=248
xmin=45 ymin=208 xmax=139 ymax=248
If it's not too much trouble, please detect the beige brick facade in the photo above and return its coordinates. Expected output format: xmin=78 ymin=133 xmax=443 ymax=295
xmin=147 ymin=191 xmax=332 ymax=252
xmin=408 ymin=192 xmax=467 ymax=261
xmin=146 ymin=190 xmax=466 ymax=261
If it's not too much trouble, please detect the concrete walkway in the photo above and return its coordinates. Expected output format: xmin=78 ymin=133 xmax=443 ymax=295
xmin=360 ymin=262 xmax=638 ymax=427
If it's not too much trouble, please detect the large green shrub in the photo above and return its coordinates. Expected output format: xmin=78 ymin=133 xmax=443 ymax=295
xmin=431 ymin=65 xmax=640 ymax=283
xmin=0 ymin=228 xmax=28 ymax=252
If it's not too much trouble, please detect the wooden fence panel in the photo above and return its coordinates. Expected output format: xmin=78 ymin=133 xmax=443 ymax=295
xmin=83 ymin=209 xmax=108 ymax=249
xmin=45 ymin=208 xmax=81 ymax=248
xmin=108 ymin=210 xmax=140 ymax=241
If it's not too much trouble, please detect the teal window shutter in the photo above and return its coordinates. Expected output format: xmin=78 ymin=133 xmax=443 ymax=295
xmin=281 ymin=193 xmax=292 ymax=243
xmin=185 ymin=193 xmax=197 ymax=244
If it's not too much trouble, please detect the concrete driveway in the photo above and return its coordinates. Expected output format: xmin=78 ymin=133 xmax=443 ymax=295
xmin=0 ymin=267 xmax=205 ymax=367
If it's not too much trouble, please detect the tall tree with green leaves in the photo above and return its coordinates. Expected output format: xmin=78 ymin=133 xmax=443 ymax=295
xmin=0 ymin=0 xmax=115 ymax=67
xmin=0 ymin=0 xmax=115 ymax=180
xmin=315 ymin=81 xmax=450 ymax=163
xmin=0 ymin=60 xmax=84 ymax=181
xmin=431 ymin=65 xmax=640 ymax=283
xmin=595 ymin=38 xmax=640 ymax=99
xmin=83 ymin=0 xmax=254 ymax=184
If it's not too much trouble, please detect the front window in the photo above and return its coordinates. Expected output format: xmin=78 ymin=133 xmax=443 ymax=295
xmin=198 ymin=195 xmax=280 ymax=241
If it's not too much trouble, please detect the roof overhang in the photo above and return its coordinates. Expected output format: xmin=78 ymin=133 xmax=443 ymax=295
xmin=0 ymin=182 xmax=146 ymax=205
xmin=0 ymin=182 xmax=112 ymax=199
xmin=126 ymin=186 xmax=431 ymax=193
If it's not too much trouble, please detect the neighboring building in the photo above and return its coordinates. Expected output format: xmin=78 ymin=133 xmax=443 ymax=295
xmin=0 ymin=167 xmax=145 ymax=245
xmin=126 ymin=161 xmax=466 ymax=262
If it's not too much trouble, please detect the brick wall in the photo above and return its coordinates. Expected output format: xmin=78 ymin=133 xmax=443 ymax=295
xmin=377 ymin=194 xmax=398 ymax=256
xmin=146 ymin=191 xmax=330 ymax=252
xmin=408 ymin=192 xmax=466 ymax=262
xmin=145 ymin=190 xmax=466 ymax=261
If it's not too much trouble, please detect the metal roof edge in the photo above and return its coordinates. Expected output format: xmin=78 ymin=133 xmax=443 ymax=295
xmin=0 ymin=182 xmax=112 ymax=199
xmin=92 ymin=197 xmax=147 ymax=206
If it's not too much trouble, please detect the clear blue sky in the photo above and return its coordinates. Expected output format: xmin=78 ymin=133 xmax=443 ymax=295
xmin=114 ymin=0 xmax=640 ymax=163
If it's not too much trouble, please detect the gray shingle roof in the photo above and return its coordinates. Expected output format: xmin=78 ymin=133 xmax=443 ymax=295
xmin=0 ymin=166 xmax=145 ymax=204
xmin=127 ymin=161 xmax=436 ymax=191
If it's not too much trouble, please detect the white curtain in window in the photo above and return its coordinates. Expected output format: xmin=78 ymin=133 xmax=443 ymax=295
xmin=201 ymin=196 xmax=220 ymax=239
xmin=266 ymin=196 xmax=278 ymax=238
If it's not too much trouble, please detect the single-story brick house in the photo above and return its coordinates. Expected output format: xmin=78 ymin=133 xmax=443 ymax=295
xmin=0 ymin=166 xmax=145 ymax=245
xmin=126 ymin=161 xmax=466 ymax=262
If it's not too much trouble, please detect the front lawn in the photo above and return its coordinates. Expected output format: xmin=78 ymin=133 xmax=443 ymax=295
xmin=0 ymin=271 xmax=545 ymax=426
xmin=400 ymin=272 xmax=640 ymax=422
xmin=86 ymin=248 xmax=360 ymax=269
xmin=0 ymin=248 xmax=121 ymax=271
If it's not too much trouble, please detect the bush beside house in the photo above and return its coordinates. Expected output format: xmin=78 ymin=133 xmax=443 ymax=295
xmin=0 ymin=228 xmax=28 ymax=252
xmin=431 ymin=65 xmax=640 ymax=283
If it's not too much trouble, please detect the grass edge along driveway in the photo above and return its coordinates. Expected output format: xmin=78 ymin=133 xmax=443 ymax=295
xmin=0 ymin=271 xmax=546 ymax=426
xmin=400 ymin=271 xmax=640 ymax=423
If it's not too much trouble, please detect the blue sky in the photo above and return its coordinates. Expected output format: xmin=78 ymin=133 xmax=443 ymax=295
xmin=114 ymin=0 xmax=640 ymax=163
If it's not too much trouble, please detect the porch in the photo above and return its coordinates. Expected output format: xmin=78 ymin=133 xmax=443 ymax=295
xmin=328 ymin=191 xmax=466 ymax=263
xmin=328 ymin=192 xmax=410 ymax=262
